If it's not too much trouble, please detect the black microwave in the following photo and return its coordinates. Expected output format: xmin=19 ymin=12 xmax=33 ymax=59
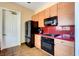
xmin=44 ymin=16 xmax=58 ymax=26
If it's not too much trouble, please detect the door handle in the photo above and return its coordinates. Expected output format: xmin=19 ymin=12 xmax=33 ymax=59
xmin=2 ymin=34 xmax=6 ymax=36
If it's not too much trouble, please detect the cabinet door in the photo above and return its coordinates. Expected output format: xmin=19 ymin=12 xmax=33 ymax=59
xmin=55 ymin=43 xmax=74 ymax=56
xmin=58 ymin=2 xmax=74 ymax=26
xmin=32 ymin=15 xmax=35 ymax=21
xmin=35 ymin=35 xmax=41 ymax=49
xmin=62 ymin=45 xmax=74 ymax=56
xmin=44 ymin=8 xmax=50 ymax=18
xmin=38 ymin=11 xmax=45 ymax=27
xmin=54 ymin=39 xmax=74 ymax=56
xmin=55 ymin=43 xmax=64 ymax=56
xmin=32 ymin=14 xmax=38 ymax=21
xmin=50 ymin=4 xmax=58 ymax=17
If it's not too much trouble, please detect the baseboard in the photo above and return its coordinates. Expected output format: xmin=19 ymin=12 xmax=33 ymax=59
xmin=21 ymin=42 xmax=25 ymax=45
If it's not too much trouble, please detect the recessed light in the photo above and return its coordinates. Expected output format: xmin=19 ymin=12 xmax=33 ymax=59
xmin=27 ymin=2 xmax=31 ymax=4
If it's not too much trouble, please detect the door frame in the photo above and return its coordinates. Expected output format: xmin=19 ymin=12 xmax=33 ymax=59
xmin=0 ymin=7 xmax=21 ymax=50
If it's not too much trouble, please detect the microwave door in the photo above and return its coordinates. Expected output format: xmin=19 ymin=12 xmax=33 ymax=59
xmin=51 ymin=19 xmax=56 ymax=25
xmin=44 ymin=16 xmax=58 ymax=26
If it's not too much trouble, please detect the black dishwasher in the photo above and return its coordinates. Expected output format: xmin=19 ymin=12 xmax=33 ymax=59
xmin=41 ymin=37 xmax=54 ymax=55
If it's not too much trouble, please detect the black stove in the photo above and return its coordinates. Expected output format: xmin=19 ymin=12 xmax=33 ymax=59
xmin=43 ymin=34 xmax=60 ymax=37
xmin=41 ymin=36 xmax=54 ymax=55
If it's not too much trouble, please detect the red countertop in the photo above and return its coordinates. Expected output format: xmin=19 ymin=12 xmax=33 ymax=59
xmin=36 ymin=34 xmax=75 ymax=42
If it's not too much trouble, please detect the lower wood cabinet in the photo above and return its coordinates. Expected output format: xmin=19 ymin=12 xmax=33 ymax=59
xmin=35 ymin=35 xmax=74 ymax=56
xmin=54 ymin=39 xmax=74 ymax=56
xmin=54 ymin=43 xmax=74 ymax=56
xmin=35 ymin=34 xmax=41 ymax=49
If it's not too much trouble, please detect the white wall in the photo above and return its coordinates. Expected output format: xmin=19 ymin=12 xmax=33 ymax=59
xmin=34 ymin=2 xmax=58 ymax=14
xmin=0 ymin=2 xmax=34 ymax=43
xmin=0 ymin=9 xmax=2 ymax=49
xmin=75 ymin=2 xmax=79 ymax=56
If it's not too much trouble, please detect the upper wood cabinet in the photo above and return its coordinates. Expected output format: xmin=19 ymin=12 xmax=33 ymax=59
xmin=32 ymin=14 xmax=39 ymax=21
xmin=44 ymin=8 xmax=50 ymax=18
xmin=32 ymin=15 xmax=35 ymax=21
xmin=32 ymin=2 xmax=75 ymax=27
xmin=50 ymin=4 xmax=58 ymax=17
xmin=44 ymin=4 xmax=58 ymax=18
xmin=38 ymin=11 xmax=45 ymax=27
xmin=58 ymin=2 xmax=75 ymax=26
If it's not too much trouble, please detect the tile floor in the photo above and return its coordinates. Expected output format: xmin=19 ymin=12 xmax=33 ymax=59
xmin=0 ymin=44 xmax=49 ymax=56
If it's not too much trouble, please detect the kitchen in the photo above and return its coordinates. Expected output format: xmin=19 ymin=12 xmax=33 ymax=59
xmin=26 ymin=2 xmax=75 ymax=56
xmin=0 ymin=2 xmax=75 ymax=56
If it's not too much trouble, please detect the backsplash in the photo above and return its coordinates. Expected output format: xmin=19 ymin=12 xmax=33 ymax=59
xmin=42 ymin=25 xmax=75 ymax=35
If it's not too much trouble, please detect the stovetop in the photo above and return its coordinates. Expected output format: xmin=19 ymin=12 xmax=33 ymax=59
xmin=43 ymin=34 xmax=60 ymax=37
xmin=41 ymin=34 xmax=74 ymax=41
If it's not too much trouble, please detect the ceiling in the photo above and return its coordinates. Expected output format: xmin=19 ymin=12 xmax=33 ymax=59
xmin=15 ymin=2 xmax=57 ymax=12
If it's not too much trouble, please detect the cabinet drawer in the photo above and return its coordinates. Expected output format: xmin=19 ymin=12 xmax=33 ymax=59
xmin=62 ymin=40 xmax=74 ymax=47
xmin=54 ymin=39 xmax=64 ymax=44
xmin=54 ymin=39 xmax=74 ymax=47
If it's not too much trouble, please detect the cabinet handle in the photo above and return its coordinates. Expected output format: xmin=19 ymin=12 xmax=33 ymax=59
xmin=61 ymin=41 xmax=64 ymax=43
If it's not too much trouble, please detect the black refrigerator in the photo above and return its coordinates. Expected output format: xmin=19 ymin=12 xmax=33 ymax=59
xmin=25 ymin=20 xmax=38 ymax=48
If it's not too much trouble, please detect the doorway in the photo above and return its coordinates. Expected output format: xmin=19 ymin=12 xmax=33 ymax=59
xmin=0 ymin=8 xmax=21 ymax=50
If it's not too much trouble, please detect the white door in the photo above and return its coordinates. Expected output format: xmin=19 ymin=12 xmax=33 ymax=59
xmin=1 ymin=9 xmax=20 ymax=49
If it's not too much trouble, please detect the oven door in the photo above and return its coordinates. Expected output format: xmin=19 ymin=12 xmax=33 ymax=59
xmin=41 ymin=37 xmax=54 ymax=55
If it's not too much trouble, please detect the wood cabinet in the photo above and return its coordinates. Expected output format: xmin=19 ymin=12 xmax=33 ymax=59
xmin=32 ymin=11 xmax=45 ymax=27
xmin=50 ymin=4 xmax=58 ymax=17
xmin=54 ymin=39 xmax=74 ymax=56
xmin=32 ymin=15 xmax=35 ymax=21
xmin=32 ymin=14 xmax=39 ymax=21
xmin=58 ymin=2 xmax=75 ymax=26
xmin=32 ymin=2 xmax=75 ymax=27
xmin=35 ymin=34 xmax=74 ymax=56
xmin=38 ymin=11 xmax=45 ymax=27
xmin=35 ymin=34 xmax=41 ymax=49
xmin=44 ymin=8 xmax=50 ymax=18
xmin=44 ymin=4 xmax=58 ymax=18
